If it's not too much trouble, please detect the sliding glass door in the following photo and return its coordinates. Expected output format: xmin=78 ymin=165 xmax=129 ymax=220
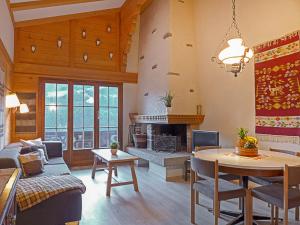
xmin=42 ymin=80 xmax=122 ymax=165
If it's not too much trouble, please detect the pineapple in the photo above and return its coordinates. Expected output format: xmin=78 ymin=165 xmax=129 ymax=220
xmin=237 ymin=128 xmax=248 ymax=147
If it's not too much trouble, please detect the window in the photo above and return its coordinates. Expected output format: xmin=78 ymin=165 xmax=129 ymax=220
xmin=73 ymin=85 xmax=95 ymax=150
xmin=42 ymin=81 xmax=121 ymax=154
xmin=44 ymin=83 xmax=68 ymax=150
xmin=99 ymin=86 xmax=119 ymax=147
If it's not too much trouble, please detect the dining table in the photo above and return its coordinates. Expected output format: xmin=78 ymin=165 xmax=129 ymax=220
xmin=193 ymin=148 xmax=300 ymax=225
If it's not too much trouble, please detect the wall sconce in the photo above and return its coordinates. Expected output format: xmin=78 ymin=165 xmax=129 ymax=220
xmin=109 ymin=52 xmax=113 ymax=60
xmin=57 ymin=37 xmax=63 ymax=48
xmin=31 ymin=45 xmax=36 ymax=53
xmin=6 ymin=93 xmax=20 ymax=108
xmin=107 ymin=25 xmax=112 ymax=33
xmin=82 ymin=29 xmax=87 ymax=39
xmin=20 ymin=103 xmax=29 ymax=114
xmin=96 ymin=39 xmax=101 ymax=46
xmin=83 ymin=53 xmax=88 ymax=62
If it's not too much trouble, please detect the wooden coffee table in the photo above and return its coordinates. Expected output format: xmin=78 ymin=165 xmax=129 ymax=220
xmin=91 ymin=149 xmax=139 ymax=197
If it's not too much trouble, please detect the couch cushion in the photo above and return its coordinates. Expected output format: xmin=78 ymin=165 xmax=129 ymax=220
xmin=0 ymin=147 xmax=22 ymax=169
xmin=47 ymin=157 xmax=65 ymax=165
xmin=34 ymin=164 xmax=70 ymax=177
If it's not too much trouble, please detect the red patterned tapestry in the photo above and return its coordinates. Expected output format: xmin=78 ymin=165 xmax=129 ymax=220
xmin=254 ymin=31 xmax=300 ymax=136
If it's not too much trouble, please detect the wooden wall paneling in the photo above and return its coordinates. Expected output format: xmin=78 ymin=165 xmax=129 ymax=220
xmin=15 ymin=21 xmax=70 ymax=66
xmin=70 ymin=13 xmax=120 ymax=71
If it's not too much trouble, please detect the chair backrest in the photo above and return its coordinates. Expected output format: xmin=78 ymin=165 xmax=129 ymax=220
xmin=285 ymin=165 xmax=300 ymax=186
xmin=270 ymin=148 xmax=300 ymax=157
xmin=191 ymin=157 xmax=217 ymax=179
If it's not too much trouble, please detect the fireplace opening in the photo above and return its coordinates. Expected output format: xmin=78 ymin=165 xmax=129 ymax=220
xmin=146 ymin=124 xmax=187 ymax=152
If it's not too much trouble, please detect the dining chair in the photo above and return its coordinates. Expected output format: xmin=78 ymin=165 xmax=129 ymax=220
xmin=249 ymin=148 xmax=300 ymax=221
xmin=251 ymin=164 xmax=300 ymax=225
xmin=190 ymin=157 xmax=251 ymax=225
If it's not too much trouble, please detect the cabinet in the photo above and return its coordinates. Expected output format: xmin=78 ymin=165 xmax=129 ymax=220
xmin=0 ymin=169 xmax=21 ymax=225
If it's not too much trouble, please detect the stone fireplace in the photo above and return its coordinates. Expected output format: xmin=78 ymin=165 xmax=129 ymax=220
xmin=126 ymin=114 xmax=204 ymax=180
xmin=133 ymin=114 xmax=204 ymax=152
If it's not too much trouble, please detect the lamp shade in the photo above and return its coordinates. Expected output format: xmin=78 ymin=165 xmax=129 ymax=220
xmin=20 ymin=103 xmax=29 ymax=113
xmin=218 ymin=38 xmax=253 ymax=64
xmin=6 ymin=93 xmax=21 ymax=108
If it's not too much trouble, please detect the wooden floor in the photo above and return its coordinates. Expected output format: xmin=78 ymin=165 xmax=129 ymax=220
xmin=72 ymin=167 xmax=300 ymax=225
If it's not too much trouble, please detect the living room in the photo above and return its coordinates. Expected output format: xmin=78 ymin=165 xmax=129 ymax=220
xmin=0 ymin=0 xmax=300 ymax=225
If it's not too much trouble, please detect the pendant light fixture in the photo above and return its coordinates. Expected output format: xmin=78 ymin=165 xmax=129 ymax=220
xmin=212 ymin=0 xmax=253 ymax=77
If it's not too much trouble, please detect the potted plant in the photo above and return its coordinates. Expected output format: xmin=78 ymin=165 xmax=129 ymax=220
xmin=110 ymin=142 xmax=119 ymax=155
xmin=160 ymin=91 xmax=174 ymax=115
xmin=236 ymin=128 xmax=258 ymax=157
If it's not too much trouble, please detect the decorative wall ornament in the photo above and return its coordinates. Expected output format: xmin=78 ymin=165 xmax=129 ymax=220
xmin=31 ymin=45 xmax=36 ymax=53
xmin=211 ymin=0 xmax=253 ymax=77
xmin=57 ymin=37 xmax=63 ymax=48
xmin=106 ymin=25 xmax=112 ymax=33
xmin=140 ymin=56 xmax=145 ymax=60
xmin=167 ymin=72 xmax=180 ymax=76
xmin=163 ymin=32 xmax=172 ymax=39
xmin=83 ymin=53 xmax=88 ymax=62
xmin=152 ymin=28 xmax=157 ymax=34
xmin=96 ymin=39 xmax=101 ymax=46
xmin=109 ymin=52 xmax=113 ymax=60
xmin=152 ymin=64 xmax=158 ymax=70
xmin=81 ymin=29 xmax=87 ymax=39
xmin=186 ymin=44 xmax=193 ymax=47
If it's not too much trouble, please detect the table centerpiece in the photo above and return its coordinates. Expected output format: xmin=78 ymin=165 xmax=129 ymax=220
xmin=236 ymin=128 xmax=258 ymax=157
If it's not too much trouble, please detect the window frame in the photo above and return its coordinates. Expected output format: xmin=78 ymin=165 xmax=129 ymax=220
xmin=40 ymin=78 xmax=123 ymax=155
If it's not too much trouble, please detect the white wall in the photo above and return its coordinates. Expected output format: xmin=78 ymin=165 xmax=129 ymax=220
xmin=193 ymin=0 xmax=300 ymax=149
xmin=123 ymin=18 xmax=140 ymax=146
xmin=0 ymin=1 xmax=14 ymax=61
xmin=137 ymin=0 xmax=171 ymax=115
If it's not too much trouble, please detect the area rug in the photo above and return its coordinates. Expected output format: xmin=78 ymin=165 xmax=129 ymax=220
xmin=254 ymin=30 xmax=300 ymax=136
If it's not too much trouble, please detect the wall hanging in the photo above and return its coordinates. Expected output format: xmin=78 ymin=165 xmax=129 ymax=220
xmin=255 ymin=30 xmax=300 ymax=137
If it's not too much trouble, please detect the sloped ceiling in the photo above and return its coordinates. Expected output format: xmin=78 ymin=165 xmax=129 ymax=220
xmin=9 ymin=0 xmax=126 ymax=22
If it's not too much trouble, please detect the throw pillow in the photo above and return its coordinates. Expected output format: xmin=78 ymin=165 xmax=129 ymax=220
xmin=19 ymin=152 xmax=44 ymax=177
xmin=20 ymin=138 xmax=49 ymax=161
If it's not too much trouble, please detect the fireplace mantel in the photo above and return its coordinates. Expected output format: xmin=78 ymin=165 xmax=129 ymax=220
xmin=133 ymin=114 xmax=205 ymax=125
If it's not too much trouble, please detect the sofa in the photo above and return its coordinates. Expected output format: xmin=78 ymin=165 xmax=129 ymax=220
xmin=0 ymin=141 xmax=83 ymax=225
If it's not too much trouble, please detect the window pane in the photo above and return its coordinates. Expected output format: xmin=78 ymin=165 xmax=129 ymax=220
xmin=45 ymin=129 xmax=57 ymax=141
xmin=57 ymin=129 xmax=68 ymax=150
xmin=73 ymin=107 xmax=83 ymax=128
xmin=45 ymin=106 xmax=56 ymax=128
xmin=57 ymin=84 xmax=68 ymax=105
xmin=100 ymin=128 xmax=109 ymax=148
xmin=45 ymin=83 xmax=56 ymax=105
xmin=74 ymin=85 xmax=83 ymax=106
xmin=100 ymin=108 xmax=108 ymax=127
xmin=57 ymin=106 xmax=68 ymax=128
xmin=108 ymin=128 xmax=118 ymax=145
xmin=84 ymin=86 xmax=94 ymax=106
xmin=84 ymin=107 xmax=94 ymax=128
xmin=84 ymin=129 xmax=94 ymax=149
xmin=109 ymin=108 xmax=118 ymax=127
xmin=99 ymin=87 xmax=108 ymax=106
xmin=109 ymin=87 xmax=118 ymax=107
xmin=73 ymin=129 xmax=83 ymax=150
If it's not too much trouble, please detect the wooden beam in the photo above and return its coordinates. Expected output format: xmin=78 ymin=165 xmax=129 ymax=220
xmin=15 ymin=8 xmax=120 ymax=28
xmin=0 ymin=38 xmax=13 ymax=71
xmin=6 ymin=0 xmax=15 ymax=26
xmin=10 ymin=0 xmax=104 ymax=11
xmin=14 ymin=63 xmax=138 ymax=83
